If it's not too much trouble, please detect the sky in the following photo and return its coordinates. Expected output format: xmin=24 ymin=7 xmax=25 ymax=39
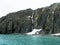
xmin=0 ymin=0 xmax=60 ymax=17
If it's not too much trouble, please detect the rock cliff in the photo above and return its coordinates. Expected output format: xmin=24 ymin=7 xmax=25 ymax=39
xmin=0 ymin=3 xmax=60 ymax=34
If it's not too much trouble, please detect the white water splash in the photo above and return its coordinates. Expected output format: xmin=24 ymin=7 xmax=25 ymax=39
xmin=51 ymin=33 xmax=60 ymax=36
xmin=26 ymin=29 xmax=42 ymax=35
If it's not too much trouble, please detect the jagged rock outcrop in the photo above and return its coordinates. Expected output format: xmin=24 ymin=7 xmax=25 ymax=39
xmin=0 ymin=3 xmax=60 ymax=34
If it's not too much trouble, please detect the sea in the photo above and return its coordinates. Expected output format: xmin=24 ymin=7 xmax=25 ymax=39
xmin=0 ymin=34 xmax=60 ymax=45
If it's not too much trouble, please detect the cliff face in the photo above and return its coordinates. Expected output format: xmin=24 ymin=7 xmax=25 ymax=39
xmin=34 ymin=3 xmax=60 ymax=34
xmin=0 ymin=9 xmax=33 ymax=34
xmin=0 ymin=3 xmax=60 ymax=34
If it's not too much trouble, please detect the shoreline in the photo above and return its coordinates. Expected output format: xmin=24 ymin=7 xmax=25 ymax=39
xmin=51 ymin=33 xmax=60 ymax=36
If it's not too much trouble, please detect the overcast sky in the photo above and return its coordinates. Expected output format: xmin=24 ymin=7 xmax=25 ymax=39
xmin=0 ymin=0 xmax=60 ymax=17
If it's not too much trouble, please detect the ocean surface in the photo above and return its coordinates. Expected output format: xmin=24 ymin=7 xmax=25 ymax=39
xmin=0 ymin=34 xmax=60 ymax=45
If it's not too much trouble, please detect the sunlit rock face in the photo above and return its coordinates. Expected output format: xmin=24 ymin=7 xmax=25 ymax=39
xmin=34 ymin=3 xmax=60 ymax=34
xmin=0 ymin=3 xmax=60 ymax=34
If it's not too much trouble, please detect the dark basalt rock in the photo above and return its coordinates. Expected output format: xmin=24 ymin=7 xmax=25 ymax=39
xmin=0 ymin=3 xmax=60 ymax=34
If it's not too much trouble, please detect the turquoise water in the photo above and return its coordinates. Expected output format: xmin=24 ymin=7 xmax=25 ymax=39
xmin=0 ymin=34 xmax=60 ymax=45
